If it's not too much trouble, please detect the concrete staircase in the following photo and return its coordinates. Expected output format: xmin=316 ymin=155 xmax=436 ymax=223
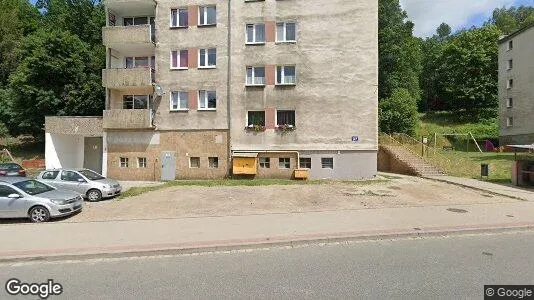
xmin=381 ymin=144 xmax=446 ymax=177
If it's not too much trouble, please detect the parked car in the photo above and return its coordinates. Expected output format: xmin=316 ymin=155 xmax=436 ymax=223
xmin=0 ymin=177 xmax=83 ymax=223
xmin=37 ymin=169 xmax=122 ymax=202
xmin=0 ymin=163 xmax=26 ymax=177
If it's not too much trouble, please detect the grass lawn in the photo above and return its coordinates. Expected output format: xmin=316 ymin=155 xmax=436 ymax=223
xmin=119 ymin=178 xmax=388 ymax=199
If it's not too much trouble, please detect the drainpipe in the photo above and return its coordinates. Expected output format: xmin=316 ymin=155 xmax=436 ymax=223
xmin=226 ymin=0 xmax=232 ymax=178
xmin=232 ymin=150 xmax=301 ymax=169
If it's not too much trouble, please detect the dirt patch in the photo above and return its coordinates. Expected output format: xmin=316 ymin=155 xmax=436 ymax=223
xmin=57 ymin=176 xmax=518 ymax=223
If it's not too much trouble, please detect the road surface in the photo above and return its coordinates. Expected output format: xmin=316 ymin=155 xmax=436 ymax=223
xmin=1 ymin=231 xmax=533 ymax=299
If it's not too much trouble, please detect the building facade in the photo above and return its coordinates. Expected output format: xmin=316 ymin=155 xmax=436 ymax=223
xmin=45 ymin=0 xmax=378 ymax=181
xmin=499 ymin=24 xmax=534 ymax=146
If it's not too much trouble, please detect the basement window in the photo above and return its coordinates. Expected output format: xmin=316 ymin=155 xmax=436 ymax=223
xmin=259 ymin=157 xmax=270 ymax=168
xmin=299 ymin=157 xmax=311 ymax=169
xmin=190 ymin=157 xmax=200 ymax=168
xmin=321 ymin=157 xmax=333 ymax=169
xmin=279 ymin=157 xmax=290 ymax=169
xmin=119 ymin=157 xmax=129 ymax=168
xmin=208 ymin=157 xmax=219 ymax=168
xmin=137 ymin=157 xmax=147 ymax=168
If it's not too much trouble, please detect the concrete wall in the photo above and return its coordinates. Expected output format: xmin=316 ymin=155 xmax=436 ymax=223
xmin=45 ymin=116 xmax=103 ymax=136
xmin=103 ymin=109 xmax=153 ymax=129
xmin=102 ymin=68 xmax=152 ymax=89
xmin=229 ymin=0 xmax=378 ymax=152
xmin=302 ymin=151 xmax=377 ymax=180
xmin=377 ymin=146 xmax=417 ymax=176
xmin=499 ymin=25 xmax=534 ymax=144
xmin=45 ymin=133 xmax=85 ymax=170
xmin=106 ymin=130 xmax=228 ymax=180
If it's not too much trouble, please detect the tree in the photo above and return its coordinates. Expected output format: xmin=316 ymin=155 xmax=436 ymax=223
xmin=8 ymin=29 xmax=104 ymax=135
xmin=435 ymin=25 xmax=501 ymax=112
xmin=379 ymin=89 xmax=419 ymax=135
xmin=436 ymin=23 xmax=451 ymax=40
xmin=491 ymin=6 xmax=534 ymax=34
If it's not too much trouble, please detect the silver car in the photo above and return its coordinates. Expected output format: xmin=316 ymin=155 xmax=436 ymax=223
xmin=0 ymin=177 xmax=83 ymax=223
xmin=37 ymin=169 xmax=122 ymax=202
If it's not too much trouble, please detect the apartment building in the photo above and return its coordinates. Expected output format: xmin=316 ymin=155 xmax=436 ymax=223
xmin=499 ymin=23 xmax=534 ymax=146
xmin=45 ymin=0 xmax=378 ymax=181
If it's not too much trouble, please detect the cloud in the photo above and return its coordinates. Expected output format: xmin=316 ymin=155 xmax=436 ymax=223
xmin=400 ymin=0 xmax=518 ymax=37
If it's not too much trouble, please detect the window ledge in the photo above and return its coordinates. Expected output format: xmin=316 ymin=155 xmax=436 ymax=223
xmin=170 ymin=26 xmax=188 ymax=29
xmin=198 ymin=66 xmax=217 ymax=69
xmin=275 ymin=83 xmax=296 ymax=86
xmin=170 ymin=109 xmax=189 ymax=112
xmin=275 ymin=41 xmax=297 ymax=44
xmin=198 ymin=24 xmax=217 ymax=28
xmin=245 ymin=42 xmax=266 ymax=46
xmin=246 ymin=83 xmax=266 ymax=87
xmin=170 ymin=67 xmax=188 ymax=70
xmin=198 ymin=108 xmax=217 ymax=111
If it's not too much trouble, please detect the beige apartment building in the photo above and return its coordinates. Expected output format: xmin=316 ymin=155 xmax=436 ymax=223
xmin=499 ymin=24 xmax=534 ymax=146
xmin=45 ymin=0 xmax=378 ymax=181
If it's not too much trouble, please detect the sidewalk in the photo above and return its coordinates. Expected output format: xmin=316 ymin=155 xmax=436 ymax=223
xmin=1 ymin=201 xmax=534 ymax=261
xmin=426 ymin=175 xmax=534 ymax=201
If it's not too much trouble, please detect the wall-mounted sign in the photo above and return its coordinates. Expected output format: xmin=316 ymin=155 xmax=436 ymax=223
xmin=352 ymin=136 xmax=359 ymax=142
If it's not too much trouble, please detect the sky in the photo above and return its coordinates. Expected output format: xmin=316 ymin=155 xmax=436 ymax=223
xmin=400 ymin=0 xmax=534 ymax=37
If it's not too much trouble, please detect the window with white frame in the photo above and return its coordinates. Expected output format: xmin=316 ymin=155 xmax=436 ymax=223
xmin=125 ymin=56 xmax=154 ymax=69
xmin=123 ymin=95 xmax=150 ymax=109
xmin=276 ymin=22 xmax=296 ymax=42
xmin=199 ymin=48 xmax=216 ymax=68
xmin=170 ymin=8 xmax=188 ymax=28
xmin=208 ymin=157 xmax=219 ymax=168
xmin=246 ymin=24 xmax=265 ymax=44
xmin=248 ymin=111 xmax=265 ymax=126
xmin=119 ymin=157 xmax=129 ymax=168
xmin=507 ymin=79 xmax=513 ymax=89
xmin=259 ymin=157 xmax=270 ymax=168
xmin=137 ymin=157 xmax=147 ymax=168
xmin=190 ymin=157 xmax=200 ymax=168
xmin=277 ymin=110 xmax=295 ymax=126
xmin=279 ymin=157 xmax=290 ymax=169
xmin=507 ymin=59 xmax=513 ymax=70
xmin=171 ymin=50 xmax=188 ymax=69
xmin=299 ymin=157 xmax=311 ymax=169
xmin=170 ymin=91 xmax=188 ymax=110
xmin=246 ymin=66 xmax=265 ymax=85
xmin=198 ymin=90 xmax=216 ymax=110
xmin=321 ymin=157 xmax=333 ymax=169
xmin=508 ymin=40 xmax=513 ymax=51
xmin=199 ymin=6 xmax=216 ymax=26
xmin=276 ymin=66 xmax=296 ymax=85
xmin=507 ymin=98 xmax=513 ymax=108
xmin=507 ymin=116 xmax=514 ymax=127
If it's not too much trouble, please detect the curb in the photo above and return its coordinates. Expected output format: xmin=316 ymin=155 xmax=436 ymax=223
xmin=1 ymin=223 xmax=534 ymax=264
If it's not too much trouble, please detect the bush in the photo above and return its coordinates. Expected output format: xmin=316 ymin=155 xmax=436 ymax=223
xmin=379 ymin=88 xmax=419 ymax=135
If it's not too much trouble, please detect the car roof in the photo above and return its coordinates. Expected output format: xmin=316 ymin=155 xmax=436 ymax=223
xmin=44 ymin=168 xmax=88 ymax=171
xmin=0 ymin=162 xmax=21 ymax=167
xmin=0 ymin=176 xmax=31 ymax=184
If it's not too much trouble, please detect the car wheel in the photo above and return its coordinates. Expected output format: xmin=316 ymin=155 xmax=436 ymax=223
xmin=29 ymin=206 xmax=50 ymax=223
xmin=87 ymin=189 xmax=102 ymax=202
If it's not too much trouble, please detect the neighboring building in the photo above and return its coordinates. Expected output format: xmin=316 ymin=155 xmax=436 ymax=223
xmin=499 ymin=23 xmax=534 ymax=146
xmin=45 ymin=0 xmax=378 ymax=181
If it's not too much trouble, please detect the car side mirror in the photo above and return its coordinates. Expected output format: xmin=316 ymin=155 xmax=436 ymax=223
xmin=77 ymin=178 xmax=86 ymax=183
xmin=8 ymin=194 xmax=21 ymax=199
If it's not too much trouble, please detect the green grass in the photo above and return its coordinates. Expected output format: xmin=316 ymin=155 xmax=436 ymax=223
xmin=119 ymin=178 xmax=389 ymax=199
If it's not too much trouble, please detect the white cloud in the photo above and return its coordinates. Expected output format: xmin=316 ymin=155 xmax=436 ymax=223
xmin=400 ymin=0 xmax=516 ymax=37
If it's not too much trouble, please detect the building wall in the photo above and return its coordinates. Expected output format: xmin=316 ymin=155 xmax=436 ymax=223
xmin=106 ymin=130 xmax=228 ymax=180
xmin=45 ymin=133 xmax=85 ymax=170
xmin=499 ymin=25 xmax=534 ymax=144
xmin=302 ymin=151 xmax=377 ymax=180
xmin=229 ymin=0 xmax=378 ymax=152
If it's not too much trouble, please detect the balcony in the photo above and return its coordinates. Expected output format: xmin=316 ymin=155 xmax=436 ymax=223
xmin=102 ymin=68 xmax=153 ymax=90
xmin=103 ymin=109 xmax=154 ymax=129
xmin=102 ymin=25 xmax=154 ymax=55
xmin=104 ymin=0 xmax=155 ymax=18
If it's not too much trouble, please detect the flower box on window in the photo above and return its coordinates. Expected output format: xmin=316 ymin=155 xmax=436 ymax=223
xmin=245 ymin=124 xmax=266 ymax=132
xmin=275 ymin=124 xmax=295 ymax=132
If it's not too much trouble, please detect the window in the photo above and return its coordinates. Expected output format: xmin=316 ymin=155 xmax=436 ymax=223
xmin=259 ymin=157 xmax=270 ymax=168
xmin=41 ymin=171 xmax=59 ymax=180
xmin=190 ymin=157 xmax=200 ymax=168
xmin=171 ymin=50 xmax=188 ymax=69
xmin=277 ymin=110 xmax=295 ymax=126
xmin=276 ymin=66 xmax=296 ymax=85
xmin=199 ymin=48 xmax=216 ymax=68
xmin=170 ymin=91 xmax=189 ymax=111
xmin=0 ymin=185 xmax=18 ymax=197
xmin=208 ymin=157 xmax=219 ymax=168
xmin=137 ymin=157 xmax=147 ymax=168
xmin=119 ymin=157 xmax=129 ymax=168
xmin=321 ymin=158 xmax=334 ymax=169
xmin=125 ymin=56 xmax=154 ymax=68
xmin=279 ymin=157 xmax=291 ymax=169
xmin=507 ymin=59 xmax=513 ymax=70
xmin=170 ymin=8 xmax=188 ymax=28
xmin=507 ymin=117 xmax=514 ymax=127
xmin=61 ymin=170 xmax=83 ymax=182
xmin=508 ymin=40 xmax=513 ymax=51
xmin=123 ymin=16 xmax=149 ymax=26
xmin=507 ymin=79 xmax=513 ymax=89
xmin=248 ymin=111 xmax=265 ymax=126
xmin=198 ymin=90 xmax=216 ymax=110
xmin=246 ymin=24 xmax=265 ymax=44
xmin=246 ymin=66 xmax=265 ymax=85
xmin=123 ymin=95 xmax=150 ymax=109
xmin=507 ymin=98 xmax=513 ymax=108
xmin=276 ymin=22 xmax=296 ymax=42
xmin=199 ymin=6 xmax=216 ymax=26
xmin=299 ymin=157 xmax=311 ymax=169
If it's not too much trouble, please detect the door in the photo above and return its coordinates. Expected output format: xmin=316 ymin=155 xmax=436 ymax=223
xmin=84 ymin=137 xmax=103 ymax=174
xmin=60 ymin=170 xmax=89 ymax=194
xmin=161 ymin=152 xmax=176 ymax=181
xmin=0 ymin=184 xmax=26 ymax=218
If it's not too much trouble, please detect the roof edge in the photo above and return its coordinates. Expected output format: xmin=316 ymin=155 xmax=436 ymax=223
xmin=499 ymin=23 xmax=534 ymax=44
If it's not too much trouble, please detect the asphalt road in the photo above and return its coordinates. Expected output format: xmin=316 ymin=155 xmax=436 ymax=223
xmin=1 ymin=231 xmax=533 ymax=299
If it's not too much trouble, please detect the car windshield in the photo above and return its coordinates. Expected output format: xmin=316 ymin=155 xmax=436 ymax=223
xmin=0 ymin=163 xmax=19 ymax=171
xmin=12 ymin=180 xmax=55 ymax=195
xmin=79 ymin=169 xmax=105 ymax=180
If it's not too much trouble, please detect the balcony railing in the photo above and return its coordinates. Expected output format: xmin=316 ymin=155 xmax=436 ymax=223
xmin=103 ymin=109 xmax=154 ymax=129
xmin=102 ymin=68 xmax=154 ymax=89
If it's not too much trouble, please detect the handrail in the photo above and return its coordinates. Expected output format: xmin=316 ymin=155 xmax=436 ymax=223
xmin=392 ymin=133 xmax=452 ymax=165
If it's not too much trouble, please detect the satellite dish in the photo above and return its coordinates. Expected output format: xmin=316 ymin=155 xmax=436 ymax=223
xmin=154 ymin=84 xmax=164 ymax=96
